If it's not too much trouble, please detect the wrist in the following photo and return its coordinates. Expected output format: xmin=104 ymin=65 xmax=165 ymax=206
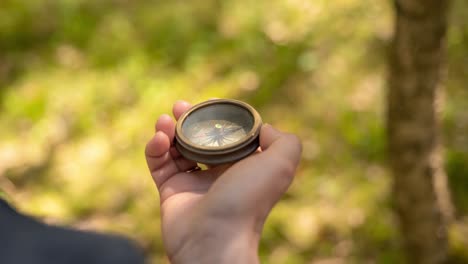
xmin=169 ymin=222 xmax=260 ymax=264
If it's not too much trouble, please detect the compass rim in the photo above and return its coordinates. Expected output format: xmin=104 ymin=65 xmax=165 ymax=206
xmin=175 ymin=99 xmax=262 ymax=152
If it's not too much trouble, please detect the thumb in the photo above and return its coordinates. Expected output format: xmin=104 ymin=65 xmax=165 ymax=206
xmin=204 ymin=124 xmax=302 ymax=217
xmin=260 ymin=124 xmax=302 ymax=167
xmin=259 ymin=124 xmax=282 ymax=150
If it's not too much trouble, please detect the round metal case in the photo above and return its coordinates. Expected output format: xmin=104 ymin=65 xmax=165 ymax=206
xmin=175 ymin=99 xmax=262 ymax=165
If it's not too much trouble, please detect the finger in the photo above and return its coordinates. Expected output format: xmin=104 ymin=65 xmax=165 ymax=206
xmin=156 ymin=114 xmax=175 ymax=141
xmin=146 ymin=131 xmax=197 ymax=187
xmin=159 ymin=170 xmax=215 ymax=202
xmin=173 ymin=100 xmax=192 ymax=120
xmin=259 ymin=124 xmax=282 ymax=150
xmin=152 ymin=154 xmax=197 ymax=187
xmin=260 ymin=124 xmax=302 ymax=163
xmin=225 ymin=128 xmax=302 ymax=189
xmin=145 ymin=131 xmax=171 ymax=172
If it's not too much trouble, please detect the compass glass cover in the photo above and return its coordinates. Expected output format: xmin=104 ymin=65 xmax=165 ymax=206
xmin=181 ymin=104 xmax=254 ymax=148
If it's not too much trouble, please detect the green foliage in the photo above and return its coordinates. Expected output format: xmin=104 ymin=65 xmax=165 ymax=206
xmin=447 ymin=151 xmax=468 ymax=214
xmin=0 ymin=0 xmax=467 ymax=263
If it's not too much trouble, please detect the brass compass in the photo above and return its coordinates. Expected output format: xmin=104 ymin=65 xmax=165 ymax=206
xmin=175 ymin=99 xmax=262 ymax=165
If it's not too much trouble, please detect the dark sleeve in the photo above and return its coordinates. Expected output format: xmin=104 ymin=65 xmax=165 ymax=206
xmin=0 ymin=199 xmax=145 ymax=264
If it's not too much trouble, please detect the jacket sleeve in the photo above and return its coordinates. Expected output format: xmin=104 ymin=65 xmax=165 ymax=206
xmin=0 ymin=199 xmax=146 ymax=264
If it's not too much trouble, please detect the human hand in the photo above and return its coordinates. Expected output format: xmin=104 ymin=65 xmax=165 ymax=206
xmin=145 ymin=100 xmax=302 ymax=264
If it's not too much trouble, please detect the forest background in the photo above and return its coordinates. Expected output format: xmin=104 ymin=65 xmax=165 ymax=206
xmin=0 ymin=0 xmax=467 ymax=263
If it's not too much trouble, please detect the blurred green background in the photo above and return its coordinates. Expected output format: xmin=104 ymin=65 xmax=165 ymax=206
xmin=0 ymin=0 xmax=467 ymax=263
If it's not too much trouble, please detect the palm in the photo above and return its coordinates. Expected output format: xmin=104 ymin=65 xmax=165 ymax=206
xmin=154 ymin=155 xmax=237 ymax=256
xmin=158 ymin=169 xmax=220 ymax=255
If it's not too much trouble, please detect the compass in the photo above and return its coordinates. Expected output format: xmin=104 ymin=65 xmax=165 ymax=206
xmin=175 ymin=99 xmax=262 ymax=165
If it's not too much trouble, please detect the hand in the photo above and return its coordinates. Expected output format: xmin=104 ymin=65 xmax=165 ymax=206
xmin=145 ymin=101 xmax=302 ymax=264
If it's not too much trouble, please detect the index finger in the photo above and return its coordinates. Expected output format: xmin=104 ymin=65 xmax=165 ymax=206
xmin=173 ymin=100 xmax=192 ymax=120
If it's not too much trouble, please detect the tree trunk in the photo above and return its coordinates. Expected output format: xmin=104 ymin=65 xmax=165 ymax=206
xmin=387 ymin=0 xmax=453 ymax=263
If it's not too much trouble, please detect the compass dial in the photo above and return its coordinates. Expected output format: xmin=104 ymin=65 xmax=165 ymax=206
xmin=185 ymin=120 xmax=247 ymax=147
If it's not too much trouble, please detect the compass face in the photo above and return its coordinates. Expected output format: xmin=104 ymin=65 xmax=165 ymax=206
xmin=185 ymin=120 xmax=247 ymax=147
xmin=180 ymin=103 xmax=255 ymax=149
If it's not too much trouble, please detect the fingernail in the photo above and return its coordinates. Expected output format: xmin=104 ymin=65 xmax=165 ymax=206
xmin=155 ymin=130 xmax=166 ymax=137
xmin=160 ymin=114 xmax=172 ymax=119
xmin=175 ymin=100 xmax=190 ymax=106
xmin=263 ymin=123 xmax=279 ymax=132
